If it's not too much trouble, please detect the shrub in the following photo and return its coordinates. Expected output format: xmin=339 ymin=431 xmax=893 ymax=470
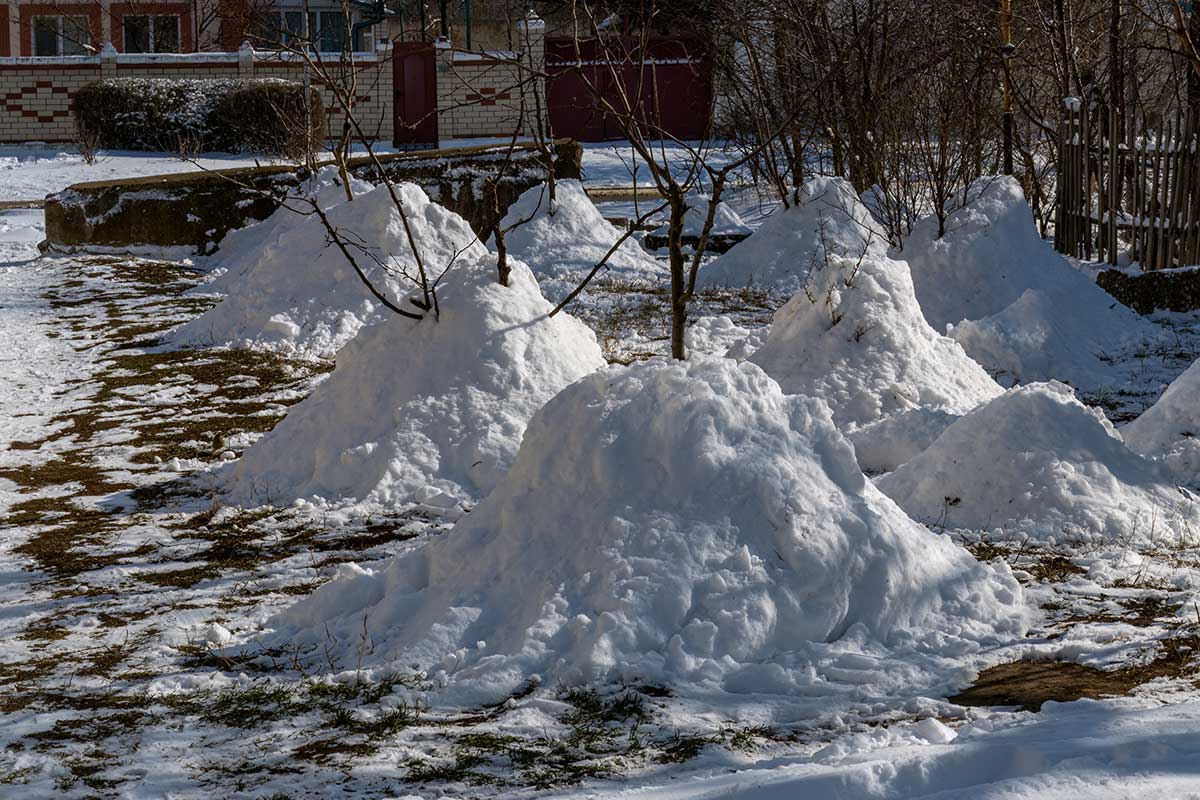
xmin=73 ymin=78 xmax=323 ymax=158
xmin=210 ymin=81 xmax=324 ymax=159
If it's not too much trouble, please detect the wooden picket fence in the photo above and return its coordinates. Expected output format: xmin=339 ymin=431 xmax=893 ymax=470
xmin=1056 ymin=102 xmax=1200 ymax=270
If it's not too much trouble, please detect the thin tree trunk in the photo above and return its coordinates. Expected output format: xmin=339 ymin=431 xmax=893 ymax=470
xmin=667 ymin=190 xmax=688 ymax=360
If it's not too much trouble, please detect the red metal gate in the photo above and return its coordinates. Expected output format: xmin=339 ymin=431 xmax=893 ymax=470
xmin=393 ymin=43 xmax=438 ymax=149
xmin=545 ymin=37 xmax=712 ymax=142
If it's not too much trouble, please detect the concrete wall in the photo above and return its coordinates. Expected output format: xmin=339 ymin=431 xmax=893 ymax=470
xmin=0 ymin=45 xmax=393 ymax=143
xmin=44 ymin=140 xmax=581 ymax=251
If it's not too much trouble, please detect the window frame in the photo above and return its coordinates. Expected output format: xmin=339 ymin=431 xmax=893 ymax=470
xmin=31 ymin=14 xmax=90 ymax=56
xmin=263 ymin=5 xmax=360 ymax=52
xmin=121 ymin=13 xmax=181 ymax=54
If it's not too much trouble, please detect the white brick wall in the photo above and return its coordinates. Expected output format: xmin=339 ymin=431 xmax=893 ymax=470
xmin=0 ymin=48 xmax=393 ymax=144
xmin=1 ymin=14 xmax=549 ymax=146
xmin=434 ymin=16 xmax=545 ymax=140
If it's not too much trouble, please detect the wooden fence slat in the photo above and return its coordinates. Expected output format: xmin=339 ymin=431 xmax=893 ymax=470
xmin=1083 ymin=103 xmax=1093 ymax=260
xmin=1147 ymin=122 xmax=1156 ymax=268
xmin=1098 ymin=107 xmax=1108 ymax=264
xmin=1107 ymin=108 xmax=1116 ymax=264
xmin=1052 ymin=105 xmax=1200 ymax=271
xmin=1186 ymin=112 xmax=1200 ymax=265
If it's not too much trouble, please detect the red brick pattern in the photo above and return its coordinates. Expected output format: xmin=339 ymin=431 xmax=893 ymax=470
xmin=464 ymin=87 xmax=512 ymax=107
xmin=3 ymin=82 xmax=73 ymax=123
xmin=2 ymin=56 xmax=397 ymax=143
xmin=436 ymin=48 xmax=538 ymax=138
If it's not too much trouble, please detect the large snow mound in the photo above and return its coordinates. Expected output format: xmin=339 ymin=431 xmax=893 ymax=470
xmin=172 ymin=181 xmax=486 ymax=359
xmin=748 ymin=243 xmax=1002 ymax=429
xmin=903 ymin=176 xmax=1162 ymax=388
xmin=701 ymin=177 xmax=888 ymax=294
xmin=227 ymin=256 xmax=605 ymax=509
xmin=491 ymin=179 xmax=661 ymax=293
xmin=1122 ymin=358 xmax=1200 ymax=484
xmin=876 ymin=382 xmax=1200 ymax=545
xmin=201 ymin=166 xmax=374 ymax=285
xmin=269 ymin=357 xmax=1025 ymax=702
xmin=948 ymin=288 xmax=1142 ymax=389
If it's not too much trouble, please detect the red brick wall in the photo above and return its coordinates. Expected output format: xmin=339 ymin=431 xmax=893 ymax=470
xmin=0 ymin=61 xmax=99 ymax=140
xmin=215 ymin=0 xmax=255 ymax=51
xmin=0 ymin=7 xmax=11 ymax=58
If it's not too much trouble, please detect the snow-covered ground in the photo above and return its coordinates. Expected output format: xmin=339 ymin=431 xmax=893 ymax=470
xmin=3 ymin=150 xmax=1200 ymax=799
xmin=1 ymin=147 xmax=269 ymax=201
xmin=0 ymin=140 xmax=749 ymax=202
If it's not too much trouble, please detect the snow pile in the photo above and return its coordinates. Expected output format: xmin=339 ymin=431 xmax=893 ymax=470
xmin=903 ymin=176 xmax=1162 ymax=388
xmin=269 ymin=357 xmax=1025 ymax=702
xmin=173 ymin=181 xmax=486 ymax=359
xmin=491 ymin=179 xmax=661 ymax=294
xmin=847 ymin=408 xmax=960 ymax=475
xmin=202 ymin=167 xmax=373 ymax=284
xmin=1122 ymin=358 xmax=1200 ymax=484
xmin=701 ymin=177 xmax=888 ymax=294
xmin=877 ymin=381 xmax=1200 ymax=545
xmin=684 ymin=315 xmax=763 ymax=359
xmin=747 ymin=233 xmax=1002 ymax=429
xmin=646 ymin=193 xmax=752 ymax=243
xmin=227 ymin=256 xmax=605 ymax=510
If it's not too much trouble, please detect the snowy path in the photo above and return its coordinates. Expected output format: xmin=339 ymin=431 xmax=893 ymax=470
xmin=0 ymin=150 xmax=270 ymax=202
xmin=0 ymin=141 xmax=752 ymax=203
xmin=0 ymin=263 xmax=84 ymax=450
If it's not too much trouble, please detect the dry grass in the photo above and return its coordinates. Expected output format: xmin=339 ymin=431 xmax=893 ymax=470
xmin=951 ymin=636 xmax=1200 ymax=711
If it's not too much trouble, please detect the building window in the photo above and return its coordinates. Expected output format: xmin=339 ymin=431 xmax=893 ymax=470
xmin=258 ymin=8 xmax=357 ymax=52
xmin=32 ymin=15 xmax=90 ymax=56
xmin=123 ymin=15 xmax=180 ymax=53
xmin=255 ymin=10 xmax=305 ymax=47
xmin=311 ymin=11 xmax=348 ymax=53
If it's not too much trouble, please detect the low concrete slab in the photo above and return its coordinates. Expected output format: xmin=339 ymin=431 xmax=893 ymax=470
xmin=43 ymin=140 xmax=583 ymax=254
xmin=584 ymin=186 xmax=666 ymax=202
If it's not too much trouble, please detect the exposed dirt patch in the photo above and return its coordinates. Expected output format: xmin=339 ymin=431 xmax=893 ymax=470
xmin=951 ymin=637 xmax=1200 ymax=711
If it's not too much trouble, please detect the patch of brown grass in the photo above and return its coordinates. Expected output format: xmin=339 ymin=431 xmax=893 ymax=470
xmin=951 ymin=636 xmax=1200 ymax=711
